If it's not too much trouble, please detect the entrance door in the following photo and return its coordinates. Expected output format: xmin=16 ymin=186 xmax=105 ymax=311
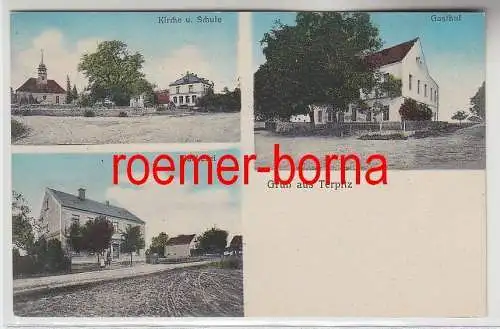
xmin=112 ymin=243 xmax=120 ymax=259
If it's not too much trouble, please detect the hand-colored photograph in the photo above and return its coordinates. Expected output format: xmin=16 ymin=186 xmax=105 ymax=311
xmin=11 ymin=150 xmax=243 ymax=317
xmin=11 ymin=12 xmax=240 ymax=145
xmin=253 ymin=11 xmax=486 ymax=170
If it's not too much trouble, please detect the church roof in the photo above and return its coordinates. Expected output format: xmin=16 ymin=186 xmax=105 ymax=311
xmin=169 ymin=72 xmax=211 ymax=86
xmin=16 ymin=78 xmax=66 ymax=94
xmin=364 ymin=38 xmax=418 ymax=68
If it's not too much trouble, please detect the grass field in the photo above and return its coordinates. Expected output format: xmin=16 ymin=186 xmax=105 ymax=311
xmin=12 ymin=112 xmax=240 ymax=144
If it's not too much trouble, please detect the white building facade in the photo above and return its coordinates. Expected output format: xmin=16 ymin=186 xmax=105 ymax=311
xmin=310 ymin=38 xmax=439 ymax=125
xmin=39 ymin=188 xmax=146 ymax=263
xmin=164 ymin=234 xmax=196 ymax=259
xmin=169 ymin=72 xmax=213 ymax=109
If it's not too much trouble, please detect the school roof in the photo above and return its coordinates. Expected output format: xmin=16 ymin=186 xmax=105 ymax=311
xmin=16 ymin=78 xmax=66 ymax=94
xmin=48 ymin=188 xmax=145 ymax=224
xmin=169 ymin=72 xmax=211 ymax=86
xmin=229 ymin=235 xmax=242 ymax=248
xmin=364 ymin=38 xmax=418 ymax=68
xmin=166 ymin=234 xmax=196 ymax=246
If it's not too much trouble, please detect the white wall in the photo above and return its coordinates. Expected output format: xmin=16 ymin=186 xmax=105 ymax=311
xmin=17 ymin=91 xmax=66 ymax=105
xmin=401 ymin=39 xmax=439 ymax=118
xmin=165 ymin=244 xmax=191 ymax=259
xmin=39 ymin=191 xmax=62 ymax=241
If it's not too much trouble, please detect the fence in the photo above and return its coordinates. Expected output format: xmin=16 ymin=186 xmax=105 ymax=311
xmin=267 ymin=119 xmax=454 ymax=136
xmin=11 ymin=106 xmax=158 ymax=117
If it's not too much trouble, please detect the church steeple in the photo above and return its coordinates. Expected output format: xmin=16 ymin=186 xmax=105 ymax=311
xmin=37 ymin=49 xmax=47 ymax=85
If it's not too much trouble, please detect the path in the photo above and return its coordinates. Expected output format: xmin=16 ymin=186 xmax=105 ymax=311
xmin=13 ymin=260 xmax=213 ymax=295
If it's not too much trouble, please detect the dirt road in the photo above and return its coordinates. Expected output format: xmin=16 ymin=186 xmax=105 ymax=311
xmin=14 ymin=267 xmax=243 ymax=317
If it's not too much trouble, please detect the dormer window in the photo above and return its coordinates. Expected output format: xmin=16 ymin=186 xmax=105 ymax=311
xmin=176 ymin=86 xmax=180 ymax=94
xmin=188 ymin=85 xmax=193 ymax=93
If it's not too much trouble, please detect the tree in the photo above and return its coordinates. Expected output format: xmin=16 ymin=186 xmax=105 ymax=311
xmin=196 ymin=227 xmax=228 ymax=254
xmin=12 ymin=191 xmax=36 ymax=252
xmin=80 ymin=216 xmax=114 ymax=264
xmin=150 ymin=232 xmax=168 ymax=257
xmin=254 ymin=12 xmax=382 ymax=121
xmin=451 ymin=110 xmax=468 ymax=125
xmin=399 ymin=98 xmax=433 ymax=121
xmin=71 ymin=85 xmax=78 ymax=102
xmin=360 ymin=72 xmax=402 ymax=121
xmin=121 ymin=225 xmax=145 ymax=265
xmin=78 ymin=40 xmax=153 ymax=106
xmin=470 ymin=81 xmax=485 ymax=120
xmin=66 ymin=75 xmax=72 ymax=104
xmin=66 ymin=222 xmax=83 ymax=254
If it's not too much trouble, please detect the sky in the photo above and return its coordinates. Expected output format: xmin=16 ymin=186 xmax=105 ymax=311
xmin=252 ymin=12 xmax=486 ymax=121
xmin=10 ymin=12 xmax=238 ymax=93
xmin=12 ymin=150 xmax=241 ymax=247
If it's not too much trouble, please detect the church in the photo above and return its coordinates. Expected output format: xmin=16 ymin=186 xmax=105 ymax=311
xmin=15 ymin=50 xmax=66 ymax=105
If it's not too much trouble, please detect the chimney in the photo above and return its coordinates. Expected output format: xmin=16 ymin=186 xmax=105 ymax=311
xmin=78 ymin=188 xmax=86 ymax=200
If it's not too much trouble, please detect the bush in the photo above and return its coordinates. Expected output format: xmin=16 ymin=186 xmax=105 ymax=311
xmin=11 ymin=119 xmax=29 ymax=140
xmin=118 ymin=111 xmax=128 ymax=117
xmin=13 ymin=238 xmax=71 ymax=277
xmin=216 ymin=256 xmax=242 ymax=269
xmin=83 ymin=110 xmax=95 ymax=117
xmin=399 ymin=98 xmax=433 ymax=121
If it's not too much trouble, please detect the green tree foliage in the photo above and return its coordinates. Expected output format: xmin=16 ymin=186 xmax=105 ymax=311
xmin=470 ymin=81 xmax=485 ymax=120
xmin=361 ymin=72 xmax=402 ymax=119
xmin=452 ymin=110 xmax=468 ymax=125
xmin=196 ymin=227 xmax=228 ymax=254
xmin=71 ymin=85 xmax=78 ymax=102
xmin=66 ymin=222 xmax=83 ymax=254
xmin=66 ymin=75 xmax=72 ymax=104
xmin=399 ymin=98 xmax=433 ymax=121
xmin=254 ymin=12 xmax=382 ymax=121
xmin=196 ymin=86 xmax=241 ymax=112
xmin=12 ymin=191 xmax=36 ymax=252
xmin=149 ymin=232 xmax=168 ymax=257
xmin=78 ymin=40 xmax=153 ymax=106
xmin=80 ymin=216 xmax=114 ymax=263
xmin=121 ymin=225 xmax=145 ymax=265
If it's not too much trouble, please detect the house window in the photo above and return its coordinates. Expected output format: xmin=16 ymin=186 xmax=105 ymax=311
xmin=113 ymin=221 xmax=119 ymax=233
xmin=56 ymin=96 xmax=59 ymax=104
xmin=44 ymin=198 xmax=49 ymax=210
xmin=409 ymin=74 xmax=412 ymax=90
xmin=327 ymin=110 xmax=334 ymax=122
xmin=424 ymin=84 xmax=427 ymax=97
xmin=43 ymin=95 xmax=47 ymax=100
xmin=383 ymin=73 xmax=390 ymax=82
xmin=173 ymin=96 xmax=177 ymax=103
xmin=435 ymin=91 xmax=438 ymax=103
xmin=179 ymin=96 xmax=183 ymax=104
xmin=317 ymin=110 xmax=323 ymax=123
xmin=71 ymin=214 xmax=80 ymax=226
xmin=192 ymin=95 xmax=197 ymax=103
xmin=430 ymin=88 xmax=433 ymax=101
xmin=417 ymin=80 xmax=420 ymax=94
xmin=382 ymin=106 xmax=390 ymax=121
xmin=351 ymin=107 xmax=357 ymax=121
xmin=366 ymin=111 xmax=372 ymax=122
xmin=188 ymin=85 xmax=193 ymax=93
xmin=176 ymin=86 xmax=180 ymax=93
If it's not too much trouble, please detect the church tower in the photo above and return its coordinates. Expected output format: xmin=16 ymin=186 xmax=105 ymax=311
xmin=37 ymin=49 xmax=47 ymax=86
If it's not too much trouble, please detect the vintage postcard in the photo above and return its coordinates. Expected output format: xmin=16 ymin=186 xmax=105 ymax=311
xmin=10 ymin=11 xmax=240 ymax=145
xmin=11 ymin=150 xmax=242 ymax=317
xmin=253 ymin=11 xmax=485 ymax=170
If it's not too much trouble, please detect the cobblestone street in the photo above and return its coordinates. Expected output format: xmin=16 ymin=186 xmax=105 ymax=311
xmin=14 ymin=267 xmax=243 ymax=317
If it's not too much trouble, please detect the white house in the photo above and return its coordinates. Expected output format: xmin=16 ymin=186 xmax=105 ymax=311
xmin=129 ymin=94 xmax=145 ymax=108
xmin=38 ymin=187 xmax=146 ymax=263
xmin=15 ymin=50 xmax=66 ymax=105
xmin=169 ymin=72 xmax=213 ymax=109
xmin=311 ymin=38 xmax=439 ymax=125
xmin=164 ymin=234 xmax=196 ymax=259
